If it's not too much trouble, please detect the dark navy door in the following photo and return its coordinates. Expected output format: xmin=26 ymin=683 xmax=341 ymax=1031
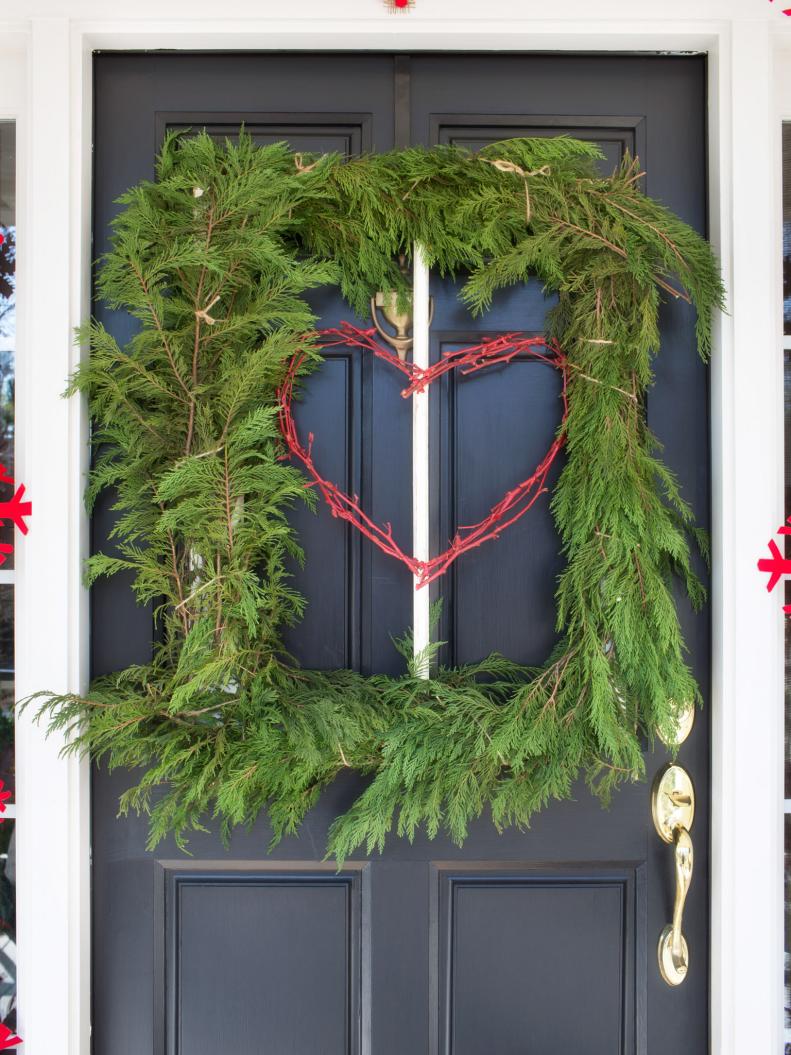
xmin=92 ymin=53 xmax=709 ymax=1055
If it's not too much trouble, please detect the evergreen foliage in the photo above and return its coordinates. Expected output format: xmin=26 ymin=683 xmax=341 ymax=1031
xmin=26 ymin=132 xmax=724 ymax=858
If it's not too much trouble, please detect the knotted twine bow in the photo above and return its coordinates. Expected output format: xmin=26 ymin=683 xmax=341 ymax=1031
xmin=195 ymin=293 xmax=221 ymax=326
xmin=481 ymin=158 xmax=551 ymax=223
xmin=294 ymin=153 xmax=320 ymax=174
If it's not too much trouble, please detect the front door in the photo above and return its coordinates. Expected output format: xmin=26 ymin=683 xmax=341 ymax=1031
xmin=91 ymin=52 xmax=709 ymax=1055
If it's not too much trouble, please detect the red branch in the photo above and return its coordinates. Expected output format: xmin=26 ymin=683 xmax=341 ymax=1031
xmin=278 ymin=323 xmax=568 ymax=588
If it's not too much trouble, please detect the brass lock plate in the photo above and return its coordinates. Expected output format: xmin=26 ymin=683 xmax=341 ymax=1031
xmin=651 ymin=763 xmax=695 ymax=843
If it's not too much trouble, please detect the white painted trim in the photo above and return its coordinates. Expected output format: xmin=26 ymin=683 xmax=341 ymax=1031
xmin=710 ymin=23 xmax=785 ymax=1055
xmin=0 ymin=10 xmax=786 ymax=1055
xmin=0 ymin=573 xmax=13 ymax=587
xmin=11 ymin=19 xmax=91 ymax=1055
xmin=412 ymin=247 xmax=431 ymax=672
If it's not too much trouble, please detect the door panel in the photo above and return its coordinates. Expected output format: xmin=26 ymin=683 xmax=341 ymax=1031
xmin=431 ymin=327 xmax=565 ymax=667
xmin=155 ymin=112 xmax=374 ymax=154
xmin=430 ymin=113 xmax=646 ymax=177
xmin=91 ymin=53 xmax=709 ymax=1055
xmin=435 ymin=866 xmax=642 ymax=1055
xmin=165 ymin=869 xmax=362 ymax=1055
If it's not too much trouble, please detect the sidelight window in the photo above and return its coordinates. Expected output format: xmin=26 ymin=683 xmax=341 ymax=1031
xmin=783 ymin=119 xmax=791 ymax=1053
xmin=0 ymin=120 xmax=17 ymax=1037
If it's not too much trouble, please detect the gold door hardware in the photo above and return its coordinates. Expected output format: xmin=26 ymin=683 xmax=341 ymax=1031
xmin=651 ymin=763 xmax=695 ymax=986
xmin=370 ymin=290 xmax=435 ymax=362
xmin=657 ymin=699 xmax=695 ymax=747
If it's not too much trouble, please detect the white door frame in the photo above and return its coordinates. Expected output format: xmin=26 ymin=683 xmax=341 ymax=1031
xmin=3 ymin=7 xmax=788 ymax=1053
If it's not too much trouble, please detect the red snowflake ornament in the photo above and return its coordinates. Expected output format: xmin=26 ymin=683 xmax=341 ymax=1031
xmin=0 ymin=1024 xmax=22 ymax=1050
xmin=0 ymin=465 xmax=31 ymax=567
xmin=757 ymin=516 xmax=791 ymax=612
xmin=0 ymin=782 xmax=12 ymax=823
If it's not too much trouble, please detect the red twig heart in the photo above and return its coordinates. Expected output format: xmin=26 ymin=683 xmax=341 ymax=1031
xmin=278 ymin=322 xmax=568 ymax=588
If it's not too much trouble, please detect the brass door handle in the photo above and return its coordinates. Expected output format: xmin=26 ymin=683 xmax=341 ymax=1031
xmin=652 ymin=763 xmax=695 ymax=986
xmin=660 ymin=825 xmax=693 ymax=984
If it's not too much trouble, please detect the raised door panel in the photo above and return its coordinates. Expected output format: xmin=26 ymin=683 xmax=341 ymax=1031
xmin=434 ymin=866 xmax=644 ymax=1055
xmin=164 ymin=870 xmax=362 ymax=1055
xmin=430 ymin=112 xmax=645 ymax=177
xmin=154 ymin=111 xmax=373 ymax=155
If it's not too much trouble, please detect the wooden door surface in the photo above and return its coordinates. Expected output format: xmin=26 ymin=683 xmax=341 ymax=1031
xmin=91 ymin=52 xmax=710 ymax=1055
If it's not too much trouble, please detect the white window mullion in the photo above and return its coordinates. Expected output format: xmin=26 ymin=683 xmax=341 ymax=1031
xmin=412 ymin=246 xmax=431 ymax=675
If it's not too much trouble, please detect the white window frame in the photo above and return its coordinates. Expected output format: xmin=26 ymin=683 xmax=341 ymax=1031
xmin=1 ymin=7 xmax=787 ymax=1054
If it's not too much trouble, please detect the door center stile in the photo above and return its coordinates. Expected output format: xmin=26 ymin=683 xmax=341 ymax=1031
xmin=412 ymin=246 xmax=432 ymax=673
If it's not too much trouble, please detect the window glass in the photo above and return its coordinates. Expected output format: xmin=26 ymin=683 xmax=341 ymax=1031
xmin=787 ymin=815 xmax=791 ymax=1034
xmin=0 ymin=123 xmax=14 ymax=567
xmin=784 ymin=121 xmax=791 ymax=1053
xmin=0 ymin=585 xmax=12 ymax=799
xmin=0 ymin=819 xmax=15 ymax=1032
xmin=0 ymin=121 xmax=15 ymax=1038
xmin=785 ymin=124 xmax=791 ymax=336
xmin=785 ymin=336 xmax=791 ymax=799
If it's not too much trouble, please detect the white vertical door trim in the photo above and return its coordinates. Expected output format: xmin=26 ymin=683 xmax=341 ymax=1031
xmin=778 ymin=46 xmax=791 ymax=1055
xmin=709 ymin=20 xmax=784 ymax=1055
xmin=14 ymin=19 xmax=91 ymax=1055
xmin=412 ymin=246 xmax=431 ymax=672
